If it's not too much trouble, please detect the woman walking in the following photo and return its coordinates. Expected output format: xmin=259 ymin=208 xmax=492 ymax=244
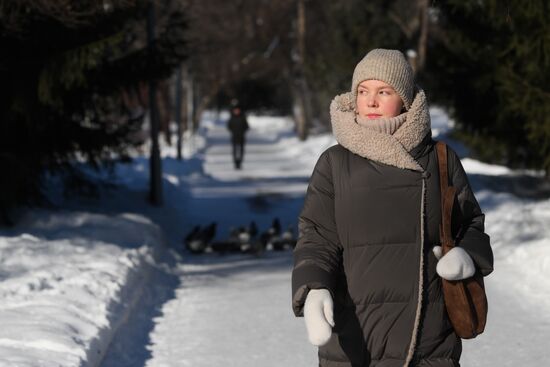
xmin=292 ymin=49 xmax=493 ymax=367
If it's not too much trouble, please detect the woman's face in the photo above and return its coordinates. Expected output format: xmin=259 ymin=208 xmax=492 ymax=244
xmin=356 ymin=79 xmax=404 ymax=119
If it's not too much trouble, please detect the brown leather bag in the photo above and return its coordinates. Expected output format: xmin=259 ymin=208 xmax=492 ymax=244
xmin=436 ymin=141 xmax=488 ymax=339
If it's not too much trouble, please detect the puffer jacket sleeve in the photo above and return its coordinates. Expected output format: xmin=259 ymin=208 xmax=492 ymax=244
xmin=448 ymin=148 xmax=494 ymax=276
xmin=292 ymin=150 xmax=342 ymax=317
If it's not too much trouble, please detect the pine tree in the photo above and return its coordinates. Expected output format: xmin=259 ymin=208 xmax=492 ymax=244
xmin=0 ymin=1 xmax=188 ymax=222
xmin=427 ymin=0 xmax=550 ymax=176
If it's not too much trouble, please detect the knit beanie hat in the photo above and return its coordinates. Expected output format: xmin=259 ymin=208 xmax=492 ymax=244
xmin=351 ymin=49 xmax=415 ymax=110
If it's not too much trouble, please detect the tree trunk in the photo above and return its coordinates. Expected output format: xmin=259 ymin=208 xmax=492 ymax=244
xmin=175 ymin=64 xmax=183 ymax=160
xmin=147 ymin=0 xmax=162 ymax=206
xmin=291 ymin=77 xmax=312 ymax=141
xmin=157 ymin=79 xmax=172 ymax=146
xmin=291 ymin=0 xmax=312 ymax=141
xmin=416 ymin=0 xmax=429 ymax=73
xmin=183 ymin=64 xmax=193 ymax=134
xmin=291 ymin=83 xmax=307 ymax=141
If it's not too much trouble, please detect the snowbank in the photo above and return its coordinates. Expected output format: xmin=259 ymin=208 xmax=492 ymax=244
xmin=0 ymin=211 xmax=164 ymax=367
xmin=476 ymin=190 xmax=550 ymax=308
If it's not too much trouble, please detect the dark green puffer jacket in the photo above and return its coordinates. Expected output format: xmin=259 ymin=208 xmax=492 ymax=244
xmin=292 ymin=90 xmax=493 ymax=367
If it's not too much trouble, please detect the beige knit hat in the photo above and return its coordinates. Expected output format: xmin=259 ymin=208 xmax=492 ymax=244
xmin=351 ymin=49 xmax=415 ymax=110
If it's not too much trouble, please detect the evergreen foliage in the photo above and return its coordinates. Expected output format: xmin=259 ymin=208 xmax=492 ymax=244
xmin=0 ymin=1 xmax=187 ymax=222
xmin=428 ymin=0 xmax=550 ymax=175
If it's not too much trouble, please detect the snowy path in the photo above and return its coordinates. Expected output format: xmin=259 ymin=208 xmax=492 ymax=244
xmin=101 ymin=115 xmax=324 ymax=366
xmin=462 ymin=263 xmax=550 ymax=366
xmin=101 ymin=252 xmax=317 ymax=367
xmin=101 ymin=113 xmax=550 ymax=367
xmin=147 ymin=253 xmax=315 ymax=367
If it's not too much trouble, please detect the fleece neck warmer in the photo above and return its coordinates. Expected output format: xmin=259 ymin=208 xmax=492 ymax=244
xmin=355 ymin=112 xmax=407 ymax=135
xmin=330 ymin=89 xmax=431 ymax=171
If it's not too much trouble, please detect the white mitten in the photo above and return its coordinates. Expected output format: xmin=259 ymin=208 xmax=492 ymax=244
xmin=304 ymin=289 xmax=334 ymax=346
xmin=433 ymin=246 xmax=475 ymax=281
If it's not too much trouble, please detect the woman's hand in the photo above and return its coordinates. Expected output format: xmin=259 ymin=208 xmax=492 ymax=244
xmin=433 ymin=246 xmax=476 ymax=281
xmin=304 ymin=289 xmax=334 ymax=346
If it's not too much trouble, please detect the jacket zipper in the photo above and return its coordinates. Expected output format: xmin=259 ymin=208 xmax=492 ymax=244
xmin=403 ymin=174 xmax=427 ymax=367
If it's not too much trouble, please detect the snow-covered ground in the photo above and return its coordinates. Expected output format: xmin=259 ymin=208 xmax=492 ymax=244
xmin=0 ymin=108 xmax=549 ymax=366
xmin=0 ymin=212 xmax=163 ymax=366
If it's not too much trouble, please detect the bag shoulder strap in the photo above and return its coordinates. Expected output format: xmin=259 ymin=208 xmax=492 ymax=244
xmin=436 ymin=141 xmax=449 ymax=192
xmin=435 ymin=141 xmax=456 ymax=250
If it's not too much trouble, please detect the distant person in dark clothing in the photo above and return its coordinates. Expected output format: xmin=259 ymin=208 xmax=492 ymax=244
xmin=227 ymin=106 xmax=249 ymax=169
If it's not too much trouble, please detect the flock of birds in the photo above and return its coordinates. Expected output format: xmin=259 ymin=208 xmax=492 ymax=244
xmin=183 ymin=218 xmax=296 ymax=256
